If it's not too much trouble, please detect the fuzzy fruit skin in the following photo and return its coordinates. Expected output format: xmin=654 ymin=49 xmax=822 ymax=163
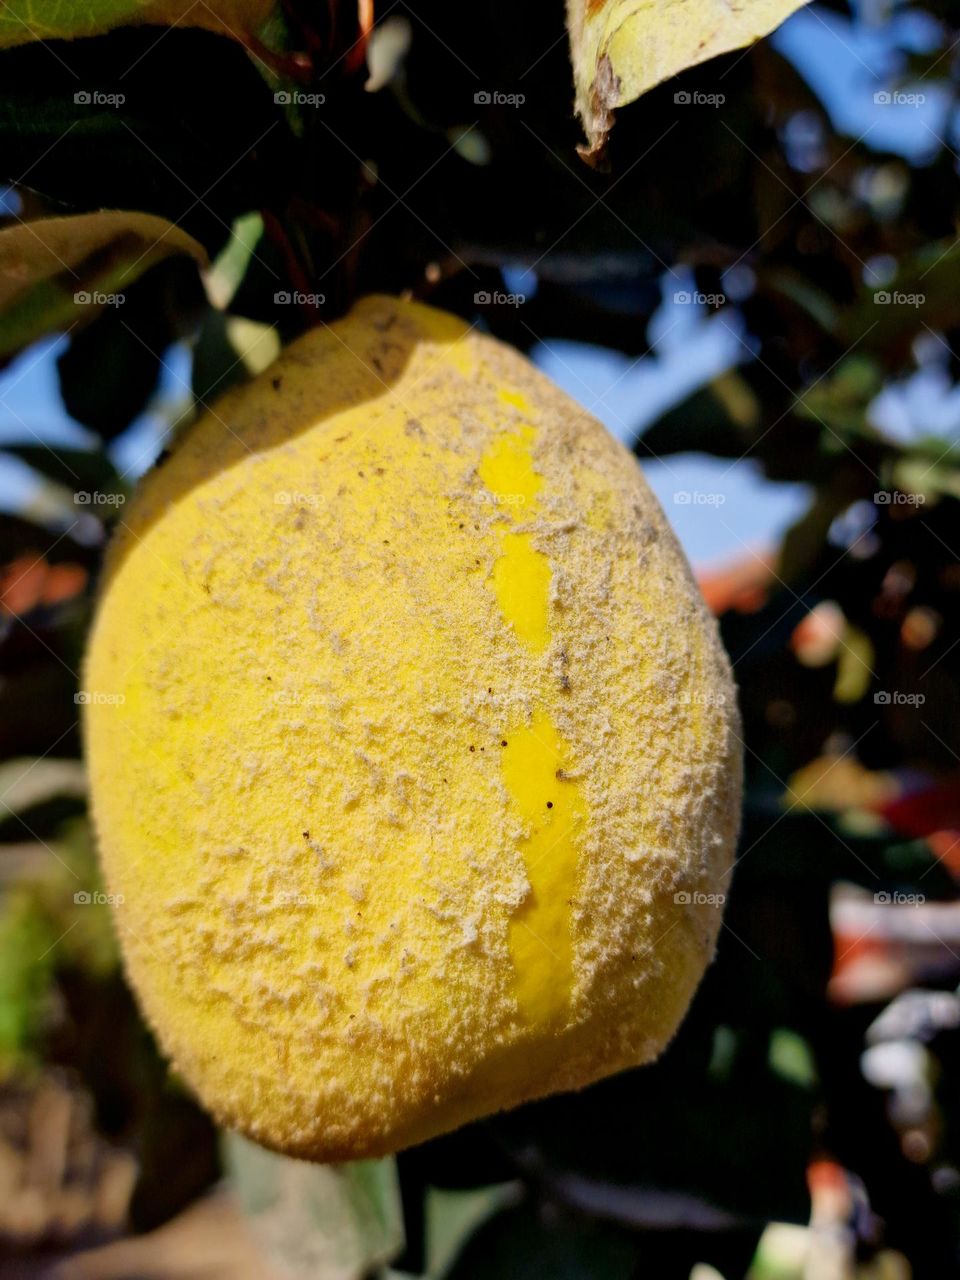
xmin=84 ymin=296 xmax=742 ymax=1162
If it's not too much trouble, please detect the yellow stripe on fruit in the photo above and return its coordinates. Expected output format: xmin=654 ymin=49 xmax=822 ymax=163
xmin=479 ymin=413 xmax=585 ymax=1025
xmin=488 ymin=532 xmax=551 ymax=654
xmin=502 ymin=710 xmax=586 ymax=1025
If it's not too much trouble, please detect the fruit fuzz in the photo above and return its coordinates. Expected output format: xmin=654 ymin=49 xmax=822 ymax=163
xmin=84 ymin=296 xmax=742 ymax=1161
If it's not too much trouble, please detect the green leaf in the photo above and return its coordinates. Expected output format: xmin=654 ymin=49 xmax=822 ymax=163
xmin=0 ymin=888 xmax=58 ymax=1074
xmin=0 ymin=211 xmax=207 ymax=361
xmin=639 ymin=369 xmax=761 ymax=459
xmin=443 ymin=1201 xmax=639 ymax=1280
xmin=426 ymin=1185 xmax=518 ymax=1277
xmin=768 ymin=1029 xmax=817 ymax=1089
xmin=55 ymin=254 xmax=205 ymax=441
xmin=777 ymin=474 xmax=865 ymax=586
xmin=793 ymin=355 xmax=883 ymax=437
xmin=27 ymin=818 xmax=122 ymax=977
xmin=760 ymin=268 xmax=841 ymax=335
xmin=206 ymin=213 xmax=266 ymax=311
xmin=0 ymin=0 xmax=274 ymax=50
xmin=0 ymin=445 xmax=125 ymax=499
xmin=225 ymin=1133 xmax=404 ymax=1278
xmin=842 ymin=239 xmax=960 ymax=357
xmin=893 ymin=454 xmax=960 ymax=503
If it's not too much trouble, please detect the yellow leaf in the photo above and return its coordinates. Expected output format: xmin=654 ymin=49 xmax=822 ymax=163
xmin=567 ymin=0 xmax=811 ymax=159
xmin=0 ymin=210 xmax=207 ymax=359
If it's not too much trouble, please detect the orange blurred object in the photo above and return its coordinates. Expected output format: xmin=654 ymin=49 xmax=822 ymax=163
xmin=791 ymin=600 xmax=845 ymax=667
xmin=0 ymin=555 xmax=86 ymax=618
xmin=697 ymin=548 xmax=775 ymax=615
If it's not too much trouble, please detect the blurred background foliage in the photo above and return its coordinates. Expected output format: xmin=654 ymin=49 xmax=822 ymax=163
xmin=0 ymin=0 xmax=958 ymax=1276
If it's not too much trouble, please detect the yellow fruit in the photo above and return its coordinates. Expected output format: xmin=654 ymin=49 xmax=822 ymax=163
xmin=83 ymin=296 xmax=741 ymax=1161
